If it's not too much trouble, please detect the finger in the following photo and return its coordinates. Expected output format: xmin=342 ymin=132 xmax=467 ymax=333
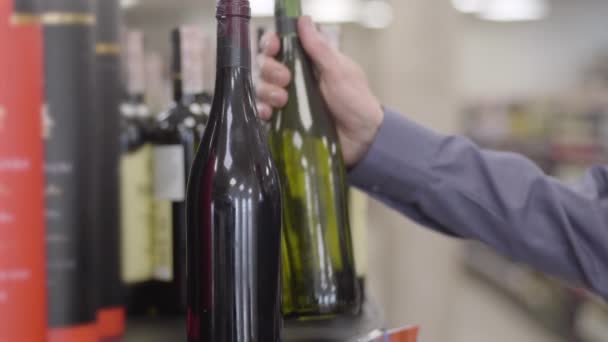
xmin=256 ymin=102 xmax=273 ymax=121
xmin=260 ymin=57 xmax=291 ymax=88
xmin=298 ymin=16 xmax=336 ymax=72
xmin=261 ymin=31 xmax=281 ymax=57
xmin=256 ymin=82 xmax=288 ymax=108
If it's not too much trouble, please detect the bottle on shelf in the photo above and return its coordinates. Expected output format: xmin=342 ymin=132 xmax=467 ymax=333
xmin=270 ymin=0 xmax=361 ymax=320
xmin=0 ymin=1 xmax=46 ymax=341
xmin=41 ymin=0 xmax=99 ymax=340
xmin=145 ymin=52 xmax=171 ymax=117
xmin=149 ymin=25 xmax=210 ymax=315
xmin=119 ymin=29 xmax=156 ymax=315
xmin=186 ymin=0 xmax=283 ymax=340
xmin=94 ymin=0 xmax=126 ymax=339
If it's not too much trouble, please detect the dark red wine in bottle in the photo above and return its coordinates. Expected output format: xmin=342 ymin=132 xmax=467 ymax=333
xmin=41 ymin=0 xmax=98 ymax=340
xmin=186 ymin=1 xmax=283 ymax=341
xmin=0 ymin=1 xmax=46 ymax=341
xmin=94 ymin=0 xmax=126 ymax=338
xmin=149 ymin=26 xmax=210 ymax=315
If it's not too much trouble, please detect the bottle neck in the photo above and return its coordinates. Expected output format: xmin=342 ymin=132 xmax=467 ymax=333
xmin=216 ymin=15 xmax=251 ymax=70
xmin=212 ymin=2 xmax=256 ymax=123
xmin=275 ymin=0 xmax=301 ymax=37
xmin=275 ymin=0 xmax=302 ymax=17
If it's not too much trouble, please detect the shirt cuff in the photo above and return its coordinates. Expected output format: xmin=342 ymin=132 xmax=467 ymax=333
xmin=349 ymin=109 xmax=445 ymax=199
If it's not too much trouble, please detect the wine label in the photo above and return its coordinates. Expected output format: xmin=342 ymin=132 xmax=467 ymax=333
xmin=152 ymin=200 xmax=174 ymax=282
xmin=120 ymin=145 xmax=154 ymax=284
xmin=0 ymin=1 xmax=46 ymax=339
xmin=153 ymin=145 xmax=186 ymax=201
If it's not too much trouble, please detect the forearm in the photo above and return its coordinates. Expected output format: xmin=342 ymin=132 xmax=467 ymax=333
xmin=350 ymin=109 xmax=608 ymax=298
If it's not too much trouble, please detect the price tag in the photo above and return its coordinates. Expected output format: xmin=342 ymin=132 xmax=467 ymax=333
xmin=370 ymin=326 xmax=419 ymax=342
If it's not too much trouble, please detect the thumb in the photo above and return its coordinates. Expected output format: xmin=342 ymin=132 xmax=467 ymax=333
xmin=298 ymin=16 xmax=337 ymax=72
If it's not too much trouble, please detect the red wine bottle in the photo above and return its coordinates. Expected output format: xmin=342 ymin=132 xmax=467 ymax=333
xmin=41 ymin=0 xmax=98 ymax=341
xmin=186 ymin=1 xmax=283 ymax=341
xmin=0 ymin=1 xmax=47 ymax=341
xmin=149 ymin=26 xmax=209 ymax=315
xmin=94 ymin=0 xmax=125 ymax=339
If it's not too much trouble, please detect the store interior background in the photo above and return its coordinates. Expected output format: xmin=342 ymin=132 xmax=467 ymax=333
xmin=125 ymin=0 xmax=608 ymax=341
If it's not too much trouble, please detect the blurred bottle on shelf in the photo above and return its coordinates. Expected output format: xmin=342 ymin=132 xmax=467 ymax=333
xmin=94 ymin=0 xmax=126 ymax=338
xmin=145 ymin=52 xmax=171 ymax=116
xmin=271 ymin=0 xmax=361 ymax=320
xmin=148 ymin=25 xmax=210 ymax=315
xmin=41 ymin=0 xmax=98 ymax=340
xmin=0 ymin=1 xmax=47 ymax=341
xmin=119 ymin=29 xmax=156 ymax=315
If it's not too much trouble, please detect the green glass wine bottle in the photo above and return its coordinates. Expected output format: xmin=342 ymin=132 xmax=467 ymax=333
xmin=270 ymin=0 xmax=362 ymax=320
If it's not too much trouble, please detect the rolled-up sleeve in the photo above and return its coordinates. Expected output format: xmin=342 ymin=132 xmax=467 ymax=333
xmin=350 ymin=109 xmax=608 ymax=298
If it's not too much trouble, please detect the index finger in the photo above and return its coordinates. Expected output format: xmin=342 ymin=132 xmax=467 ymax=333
xmin=261 ymin=31 xmax=281 ymax=57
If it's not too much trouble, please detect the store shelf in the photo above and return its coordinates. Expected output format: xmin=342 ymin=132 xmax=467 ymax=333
xmin=121 ymin=299 xmax=417 ymax=342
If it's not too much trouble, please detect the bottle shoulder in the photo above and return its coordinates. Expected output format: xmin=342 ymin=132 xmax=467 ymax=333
xmin=191 ymin=122 xmax=279 ymax=195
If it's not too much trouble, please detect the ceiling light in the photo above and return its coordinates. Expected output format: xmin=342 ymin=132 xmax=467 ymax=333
xmin=479 ymin=0 xmax=548 ymax=22
xmin=251 ymin=0 xmax=275 ymax=17
xmin=304 ymin=0 xmax=359 ymax=23
xmin=120 ymin=0 xmax=139 ymax=9
xmin=359 ymin=0 xmax=394 ymax=29
xmin=451 ymin=0 xmax=483 ymax=14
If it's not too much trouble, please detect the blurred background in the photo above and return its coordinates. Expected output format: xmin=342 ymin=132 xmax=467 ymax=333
xmin=122 ymin=0 xmax=608 ymax=341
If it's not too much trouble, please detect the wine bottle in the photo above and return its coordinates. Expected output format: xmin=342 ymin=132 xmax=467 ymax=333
xmin=186 ymin=1 xmax=283 ymax=340
xmin=0 ymin=1 xmax=46 ymax=341
xmin=318 ymin=24 xmax=370 ymax=299
xmin=94 ymin=0 xmax=125 ymax=338
xmin=270 ymin=0 xmax=361 ymax=319
xmin=41 ymin=0 xmax=98 ymax=340
xmin=119 ymin=29 xmax=156 ymax=315
xmin=149 ymin=26 xmax=209 ymax=314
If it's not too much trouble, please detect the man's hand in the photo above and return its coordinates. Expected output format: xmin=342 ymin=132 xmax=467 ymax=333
xmin=256 ymin=16 xmax=384 ymax=167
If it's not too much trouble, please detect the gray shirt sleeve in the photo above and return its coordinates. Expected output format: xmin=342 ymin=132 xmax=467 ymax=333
xmin=349 ymin=109 xmax=608 ymax=298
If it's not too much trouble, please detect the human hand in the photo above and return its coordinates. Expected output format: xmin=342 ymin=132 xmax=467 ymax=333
xmin=256 ymin=16 xmax=384 ymax=167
